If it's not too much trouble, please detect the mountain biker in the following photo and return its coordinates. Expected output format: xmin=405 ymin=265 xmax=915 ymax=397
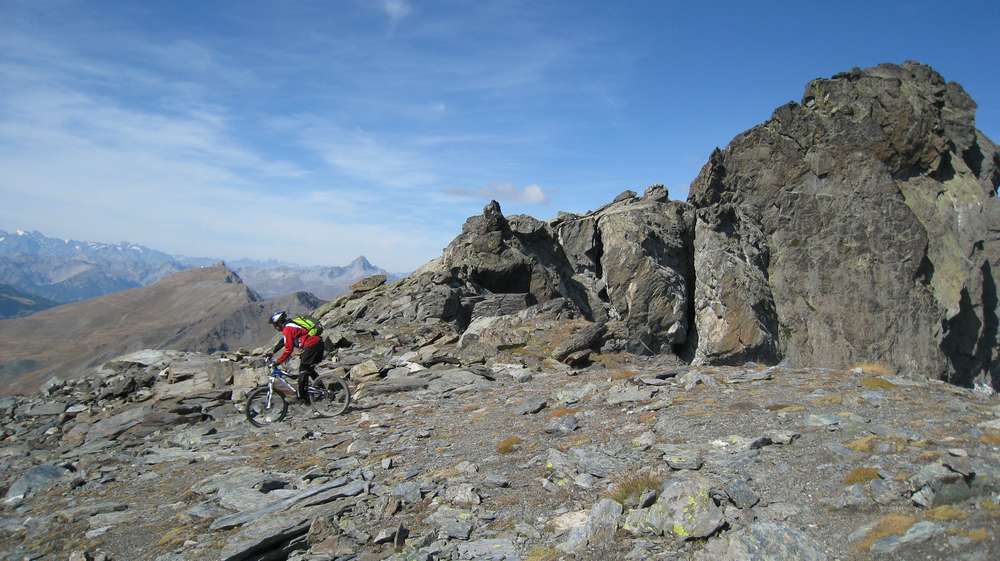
xmin=267 ymin=311 xmax=325 ymax=402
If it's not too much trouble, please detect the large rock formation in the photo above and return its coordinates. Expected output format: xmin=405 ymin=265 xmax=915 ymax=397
xmin=317 ymin=61 xmax=999 ymax=390
xmin=687 ymin=61 xmax=1000 ymax=388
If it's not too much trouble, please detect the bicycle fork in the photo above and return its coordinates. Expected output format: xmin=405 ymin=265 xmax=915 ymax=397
xmin=264 ymin=379 xmax=276 ymax=410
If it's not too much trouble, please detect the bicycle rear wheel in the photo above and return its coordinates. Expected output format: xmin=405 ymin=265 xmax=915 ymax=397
xmin=310 ymin=374 xmax=351 ymax=417
xmin=246 ymin=386 xmax=288 ymax=426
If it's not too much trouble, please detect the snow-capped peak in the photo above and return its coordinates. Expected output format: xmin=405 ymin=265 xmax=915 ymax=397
xmin=16 ymin=229 xmax=25 ymax=236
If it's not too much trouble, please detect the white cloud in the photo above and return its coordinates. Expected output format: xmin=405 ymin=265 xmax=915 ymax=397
xmin=382 ymin=0 xmax=413 ymax=22
xmin=304 ymin=127 xmax=437 ymax=188
xmin=445 ymin=183 xmax=549 ymax=204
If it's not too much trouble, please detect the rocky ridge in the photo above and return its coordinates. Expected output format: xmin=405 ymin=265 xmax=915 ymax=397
xmin=0 ymin=229 xmax=186 ymax=304
xmin=314 ymin=61 xmax=1000 ymax=391
xmin=0 ymin=322 xmax=998 ymax=560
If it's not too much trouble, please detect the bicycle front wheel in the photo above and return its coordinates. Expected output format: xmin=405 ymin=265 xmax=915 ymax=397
xmin=246 ymin=386 xmax=288 ymax=426
xmin=310 ymin=374 xmax=351 ymax=417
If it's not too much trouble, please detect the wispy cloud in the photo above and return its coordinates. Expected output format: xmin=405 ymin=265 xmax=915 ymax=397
xmin=303 ymin=126 xmax=438 ymax=188
xmin=445 ymin=183 xmax=549 ymax=204
xmin=381 ymin=0 xmax=413 ymax=23
xmin=0 ymin=32 xmax=445 ymax=270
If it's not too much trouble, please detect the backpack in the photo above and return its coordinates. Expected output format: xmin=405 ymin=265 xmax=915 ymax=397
xmin=291 ymin=315 xmax=324 ymax=337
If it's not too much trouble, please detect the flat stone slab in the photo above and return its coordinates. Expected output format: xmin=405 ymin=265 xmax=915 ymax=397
xmin=456 ymin=538 xmax=519 ymax=560
xmin=516 ymin=399 xmax=547 ymax=415
xmin=211 ymin=479 xmax=364 ymax=530
xmin=694 ymin=522 xmax=826 ymax=560
xmin=4 ymin=464 xmax=72 ymax=504
xmin=607 ymin=388 xmax=655 ymax=405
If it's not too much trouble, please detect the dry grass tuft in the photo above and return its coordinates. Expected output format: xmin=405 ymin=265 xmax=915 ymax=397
xmin=157 ymin=525 xmax=191 ymax=548
xmin=855 ymin=513 xmax=918 ymax=552
xmin=639 ymin=412 xmax=657 ymax=424
xmin=960 ymin=528 xmax=990 ymax=541
xmin=845 ymin=435 xmax=879 ymax=453
xmin=427 ymin=466 xmax=460 ymax=481
xmin=496 ymin=436 xmax=523 ymax=454
xmin=765 ymin=403 xmax=806 ymax=413
xmin=557 ymin=434 xmax=592 ymax=451
xmin=546 ymin=407 xmax=579 ymax=419
xmin=810 ymin=393 xmax=844 ymax=406
xmin=492 ymin=494 xmax=524 ymax=508
xmin=861 ymin=377 xmax=897 ymax=390
xmin=607 ymin=468 xmax=661 ymax=505
xmin=982 ymin=499 xmax=1000 ymax=511
xmin=680 ymin=408 xmax=711 ymax=417
xmin=610 ymin=369 xmax=639 ymax=380
xmin=916 ymin=451 xmax=942 ymax=463
xmin=843 ymin=467 xmax=881 ymax=485
xmin=592 ymin=352 xmax=629 ymax=370
xmin=926 ymin=505 xmax=968 ymax=521
xmin=851 ymin=362 xmax=896 ymax=376
xmin=980 ymin=431 xmax=1000 ymax=445
xmin=525 ymin=545 xmax=562 ymax=561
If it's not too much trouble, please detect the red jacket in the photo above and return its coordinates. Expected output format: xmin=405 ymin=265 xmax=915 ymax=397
xmin=274 ymin=323 xmax=322 ymax=365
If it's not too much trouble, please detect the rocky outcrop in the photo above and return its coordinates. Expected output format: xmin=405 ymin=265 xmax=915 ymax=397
xmin=688 ymin=61 xmax=1000 ymax=387
xmin=313 ymin=61 xmax=999 ymax=390
xmin=318 ymin=187 xmax=694 ymax=355
xmin=554 ymin=185 xmax=694 ymax=353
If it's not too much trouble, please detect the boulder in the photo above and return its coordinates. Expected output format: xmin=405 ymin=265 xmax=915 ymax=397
xmin=351 ymin=274 xmax=386 ymax=293
xmin=624 ymin=474 xmax=724 ymax=539
xmin=552 ymin=322 xmax=607 ymax=361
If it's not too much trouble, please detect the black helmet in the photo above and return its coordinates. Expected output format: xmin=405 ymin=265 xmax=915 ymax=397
xmin=269 ymin=310 xmax=287 ymax=327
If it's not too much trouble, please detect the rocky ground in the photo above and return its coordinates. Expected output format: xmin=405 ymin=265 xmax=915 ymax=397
xmin=2 ymin=331 xmax=998 ymax=561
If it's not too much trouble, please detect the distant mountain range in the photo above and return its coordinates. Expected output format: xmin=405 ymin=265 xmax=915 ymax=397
xmin=235 ymin=256 xmax=390 ymax=299
xmin=0 ymin=228 xmax=398 ymax=317
xmin=0 ymin=264 xmax=321 ymax=394
xmin=0 ymin=229 xmax=186 ymax=305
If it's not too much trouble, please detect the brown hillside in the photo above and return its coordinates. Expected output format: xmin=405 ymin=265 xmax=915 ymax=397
xmin=0 ymin=264 xmax=319 ymax=394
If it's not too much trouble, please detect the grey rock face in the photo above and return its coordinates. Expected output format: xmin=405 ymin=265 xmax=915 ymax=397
xmin=689 ymin=61 xmax=1000 ymax=387
xmin=591 ymin=200 xmax=693 ymax=351
xmin=692 ymin=204 xmax=779 ymax=365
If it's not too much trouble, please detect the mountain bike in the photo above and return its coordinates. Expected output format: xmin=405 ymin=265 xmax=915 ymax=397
xmin=245 ymin=362 xmax=351 ymax=427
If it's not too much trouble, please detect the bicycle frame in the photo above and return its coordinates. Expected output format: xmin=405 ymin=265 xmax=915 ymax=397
xmin=260 ymin=365 xmax=326 ymax=405
xmin=260 ymin=366 xmax=298 ymax=408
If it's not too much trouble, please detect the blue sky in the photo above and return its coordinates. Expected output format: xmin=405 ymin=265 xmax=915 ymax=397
xmin=1 ymin=0 xmax=997 ymax=271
